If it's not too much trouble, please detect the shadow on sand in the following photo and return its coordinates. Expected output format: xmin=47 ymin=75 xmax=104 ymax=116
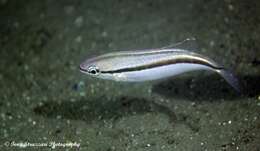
xmin=33 ymin=96 xmax=176 ymax=123
xmin=33 ymin=73 xmax=259 ymax=124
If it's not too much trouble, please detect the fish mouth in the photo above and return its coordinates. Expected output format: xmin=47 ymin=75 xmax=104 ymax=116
xmin=79 ymin=65 xmax=88 ymax=73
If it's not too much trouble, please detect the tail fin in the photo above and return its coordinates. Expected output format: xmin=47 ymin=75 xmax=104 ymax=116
xmin=217 ymin=69 xmax=241 ymax=93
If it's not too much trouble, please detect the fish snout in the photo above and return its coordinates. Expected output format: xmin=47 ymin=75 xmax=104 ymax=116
xmin=79 ymin=63 xmax=88 ymax=73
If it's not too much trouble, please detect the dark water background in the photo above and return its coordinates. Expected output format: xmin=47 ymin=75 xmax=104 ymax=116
xmin=0 ymin=0 xmax=260 ymax=150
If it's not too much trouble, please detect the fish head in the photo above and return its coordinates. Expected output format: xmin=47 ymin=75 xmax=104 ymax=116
xmin=79 ymin=54 xmax=118 ymax=81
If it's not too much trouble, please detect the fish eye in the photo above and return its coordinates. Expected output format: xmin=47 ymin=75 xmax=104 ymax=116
xmin=87 ymin=66 xmax=100 ymax=75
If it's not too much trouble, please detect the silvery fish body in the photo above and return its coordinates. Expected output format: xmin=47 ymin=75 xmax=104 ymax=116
xmin=79 ymin=47 xmax=240 ymax=92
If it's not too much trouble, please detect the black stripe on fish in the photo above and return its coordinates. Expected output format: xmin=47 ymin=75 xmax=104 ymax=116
xmin=101 ymin=57 xmax=224 ymax=74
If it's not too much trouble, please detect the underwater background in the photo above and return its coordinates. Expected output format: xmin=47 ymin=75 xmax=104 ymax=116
xmin=0 ymin=0 xmax=260 ymax=150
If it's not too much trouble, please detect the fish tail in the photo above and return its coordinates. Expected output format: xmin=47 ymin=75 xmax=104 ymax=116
xmin=217 ymin=69 xmax=241 ymax=93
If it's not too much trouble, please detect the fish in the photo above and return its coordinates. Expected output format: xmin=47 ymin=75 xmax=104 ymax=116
xmin=79 ymin=39 xmax=240 ymax=92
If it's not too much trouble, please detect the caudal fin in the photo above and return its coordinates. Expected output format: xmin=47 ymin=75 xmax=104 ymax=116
xmin=217 ymin=69 xmax=241 ymax=93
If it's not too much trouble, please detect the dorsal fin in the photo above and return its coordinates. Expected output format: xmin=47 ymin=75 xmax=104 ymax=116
xmin=160 ymin=37 xmax=198 ymax=51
